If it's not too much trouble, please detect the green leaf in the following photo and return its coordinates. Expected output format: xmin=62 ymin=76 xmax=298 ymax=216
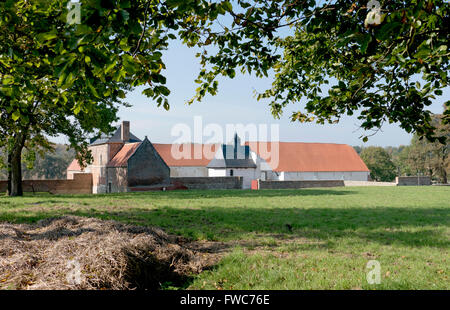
xmin=359 ymin=34 xmax=372 ymax=54
xmin=37 ymin=31 xmax=58 ymax=43
xmin=375 ymin=22 xmax=402 ymax=41
xmin=86 ymin=79 xmax=99 ymax=98
xmin=2 ymin=75 xmax=14 ymax=85
xmin=11 ymin=110 xmax=20 ymax=121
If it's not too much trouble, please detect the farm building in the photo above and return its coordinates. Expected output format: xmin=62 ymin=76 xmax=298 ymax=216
xmin=247 ymin=141 xmax=370 ymax=182
xmin=67 ymin=121 xmax=370 ymax=192
xmin=67 ymin=121 xmax=169 ymax=193
xmin=207 ymin=134 xmax=259 ymax=189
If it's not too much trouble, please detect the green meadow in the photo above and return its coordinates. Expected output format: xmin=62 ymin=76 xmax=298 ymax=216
xmin=1 ymin=186 xmax=448 ymax=289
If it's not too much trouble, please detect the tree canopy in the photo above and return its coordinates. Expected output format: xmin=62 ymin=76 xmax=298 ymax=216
xmin=399 ymin=114 xmax=449 ymax=182
xmin=0 ymin=0 xmax=231 ymax=195
xmin=360 ymin=146 xmax=397 ymax=181
xmin=190 ymin=0 xmax=449 ymax=142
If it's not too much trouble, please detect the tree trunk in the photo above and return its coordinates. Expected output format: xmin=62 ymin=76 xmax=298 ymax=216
xmin=7 ymin=152 xmax=11 ymax=194
xmin=7 ymin=134 xmax=25 ymax=197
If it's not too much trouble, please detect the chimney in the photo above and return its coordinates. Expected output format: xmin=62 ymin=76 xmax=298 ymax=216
xmin=121 ymin=121 xmax=130 ymax=142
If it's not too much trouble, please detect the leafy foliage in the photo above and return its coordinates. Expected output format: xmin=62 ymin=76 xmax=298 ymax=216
xmin=1 ymin=0 xmax=448 ymax=195
xmin=399 ymin=114 xmax=449 ymax=182
xmin=0 ymin=0 xmax=231 ymax=195
xmin=360 ymin=146 xmax=397 ymax=181
xmin=0 ymin=144 xmax=74 ymax=180
xmin=355 ymin=113 xmax=449 ymax=182
xmin=189 ymin=0 xmax=449 ymax=141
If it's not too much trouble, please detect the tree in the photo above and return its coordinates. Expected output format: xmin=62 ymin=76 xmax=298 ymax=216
xmin=190 ymin=1 xmax=449 ymax=142
xmin=400 ymin=114 xmax=449 ymax=182
xmin=0 ymin=0 xmax=231 ymax=196
xmin=0 ymin=144 xmax=74 ymax=180
xmin=360 ymin=146 xmax=397 ymax=181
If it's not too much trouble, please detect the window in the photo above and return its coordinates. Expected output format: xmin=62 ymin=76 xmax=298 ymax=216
xmin=99 ymin=154 xmax=103 ymax=165
xmin=108 ymin=182 xmax=112 ymax=193
xmin=230 ymin=169 xmax=234 ymax=176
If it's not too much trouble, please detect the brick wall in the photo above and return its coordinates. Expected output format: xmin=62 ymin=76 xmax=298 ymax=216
xmin=396 ymin=176 xmax=431 ymax=186
xmin=258 ymin=179 xmax=345 ymax=189
xmin=0 ymin=173 xmax=93 ymax=194
xmin=172 ymin=177 xmax=243 ymax=190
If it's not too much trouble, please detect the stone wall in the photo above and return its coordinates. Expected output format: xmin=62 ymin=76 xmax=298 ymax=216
xmin=0 ymin=173 xmax=92 ymax=194
xmin=170 ymin=166 xmax=208 ymax=177
xmin=258 ymin=179 xmax=345 ymax=189
xmin=344 ymin=180 xmax=396 ymax=187
xmin=127 ymin=139 xmax=170 ymax=187
xmin=107 ymin=167 xmax=128 ymax=193
xmin=89 ymin=144 xmax=109 ymax=193
xmin=172 ymin=177 xmax=243 ymax=190
xmin=396 ymin=176 xmax=431 ymax=186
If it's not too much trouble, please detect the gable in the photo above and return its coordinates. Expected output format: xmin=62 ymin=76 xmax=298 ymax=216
xmin=127 ymin=139 xmax=170 ymax=186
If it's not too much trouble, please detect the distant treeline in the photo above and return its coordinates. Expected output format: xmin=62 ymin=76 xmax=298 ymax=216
xmin=354 ymin=115 xmax=449 ymax=183
xmin=0 ymin=144 xmax=74 ymax=180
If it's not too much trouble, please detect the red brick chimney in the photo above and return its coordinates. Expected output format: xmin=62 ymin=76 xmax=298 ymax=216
xmin=121 ymin=121 xmax=130 ymax=142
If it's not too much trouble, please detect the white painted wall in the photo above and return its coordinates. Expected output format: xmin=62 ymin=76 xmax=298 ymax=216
xmin=208 ymin=168 xmax=259 ymax=189
xmin=250 ymin=150 xmax=369 ymax=182
xmin=208 ymin=168 xmax=227 ymax=177
xmin=170 ymin=166 xmax=208 ymax=177
xmin=281 ymin=171 xmax=370 ymax=181
xmin=227 ymin=168 xmax=259 ymax=189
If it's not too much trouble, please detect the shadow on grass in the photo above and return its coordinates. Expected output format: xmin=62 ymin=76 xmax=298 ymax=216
xmin=1 ymin=188 xmax=357 ymax=201
xmin=2 ymin=205 xmax=448 ymax=248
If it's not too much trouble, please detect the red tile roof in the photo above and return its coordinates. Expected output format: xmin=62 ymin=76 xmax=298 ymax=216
xmin=107 ymin=142 xmax=141 ymax=167
xmin=153 ymin=144 xmax=219 ymax=167
xmin=246 ymin=142 xmax=369 ymax=172
xmin=67 ymin=141 xmax=368 ymax=173
xmin=67 ymin=159 xmax=82 ymax=171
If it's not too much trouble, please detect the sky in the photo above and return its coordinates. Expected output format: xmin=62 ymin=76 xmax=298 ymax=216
xmin=55 ymin=40 xmax=448 ymax=148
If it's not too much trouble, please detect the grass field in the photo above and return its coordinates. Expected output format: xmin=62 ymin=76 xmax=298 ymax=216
xmin=0 ymin=186 xmax=449 ymax=290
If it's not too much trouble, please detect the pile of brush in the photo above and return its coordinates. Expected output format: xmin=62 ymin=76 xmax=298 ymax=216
xmin=0 ymin=216 xmax=214 ymax=290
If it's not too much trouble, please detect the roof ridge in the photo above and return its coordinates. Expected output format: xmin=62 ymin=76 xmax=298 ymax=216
xmin=246 ymin=141 xmax=349 ymax=145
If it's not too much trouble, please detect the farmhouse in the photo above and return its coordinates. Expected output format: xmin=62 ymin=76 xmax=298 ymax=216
xmin=67 ymin=121 xmax=370 ymax=192
xmin=67 ymin=121 xmax=170 ymax=193
xmin=67 ymin=122 xmax=221 ymax=192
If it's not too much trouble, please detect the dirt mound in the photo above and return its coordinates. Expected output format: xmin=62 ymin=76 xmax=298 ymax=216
xmin=0 ymin=216 xmax=218 ymax=290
